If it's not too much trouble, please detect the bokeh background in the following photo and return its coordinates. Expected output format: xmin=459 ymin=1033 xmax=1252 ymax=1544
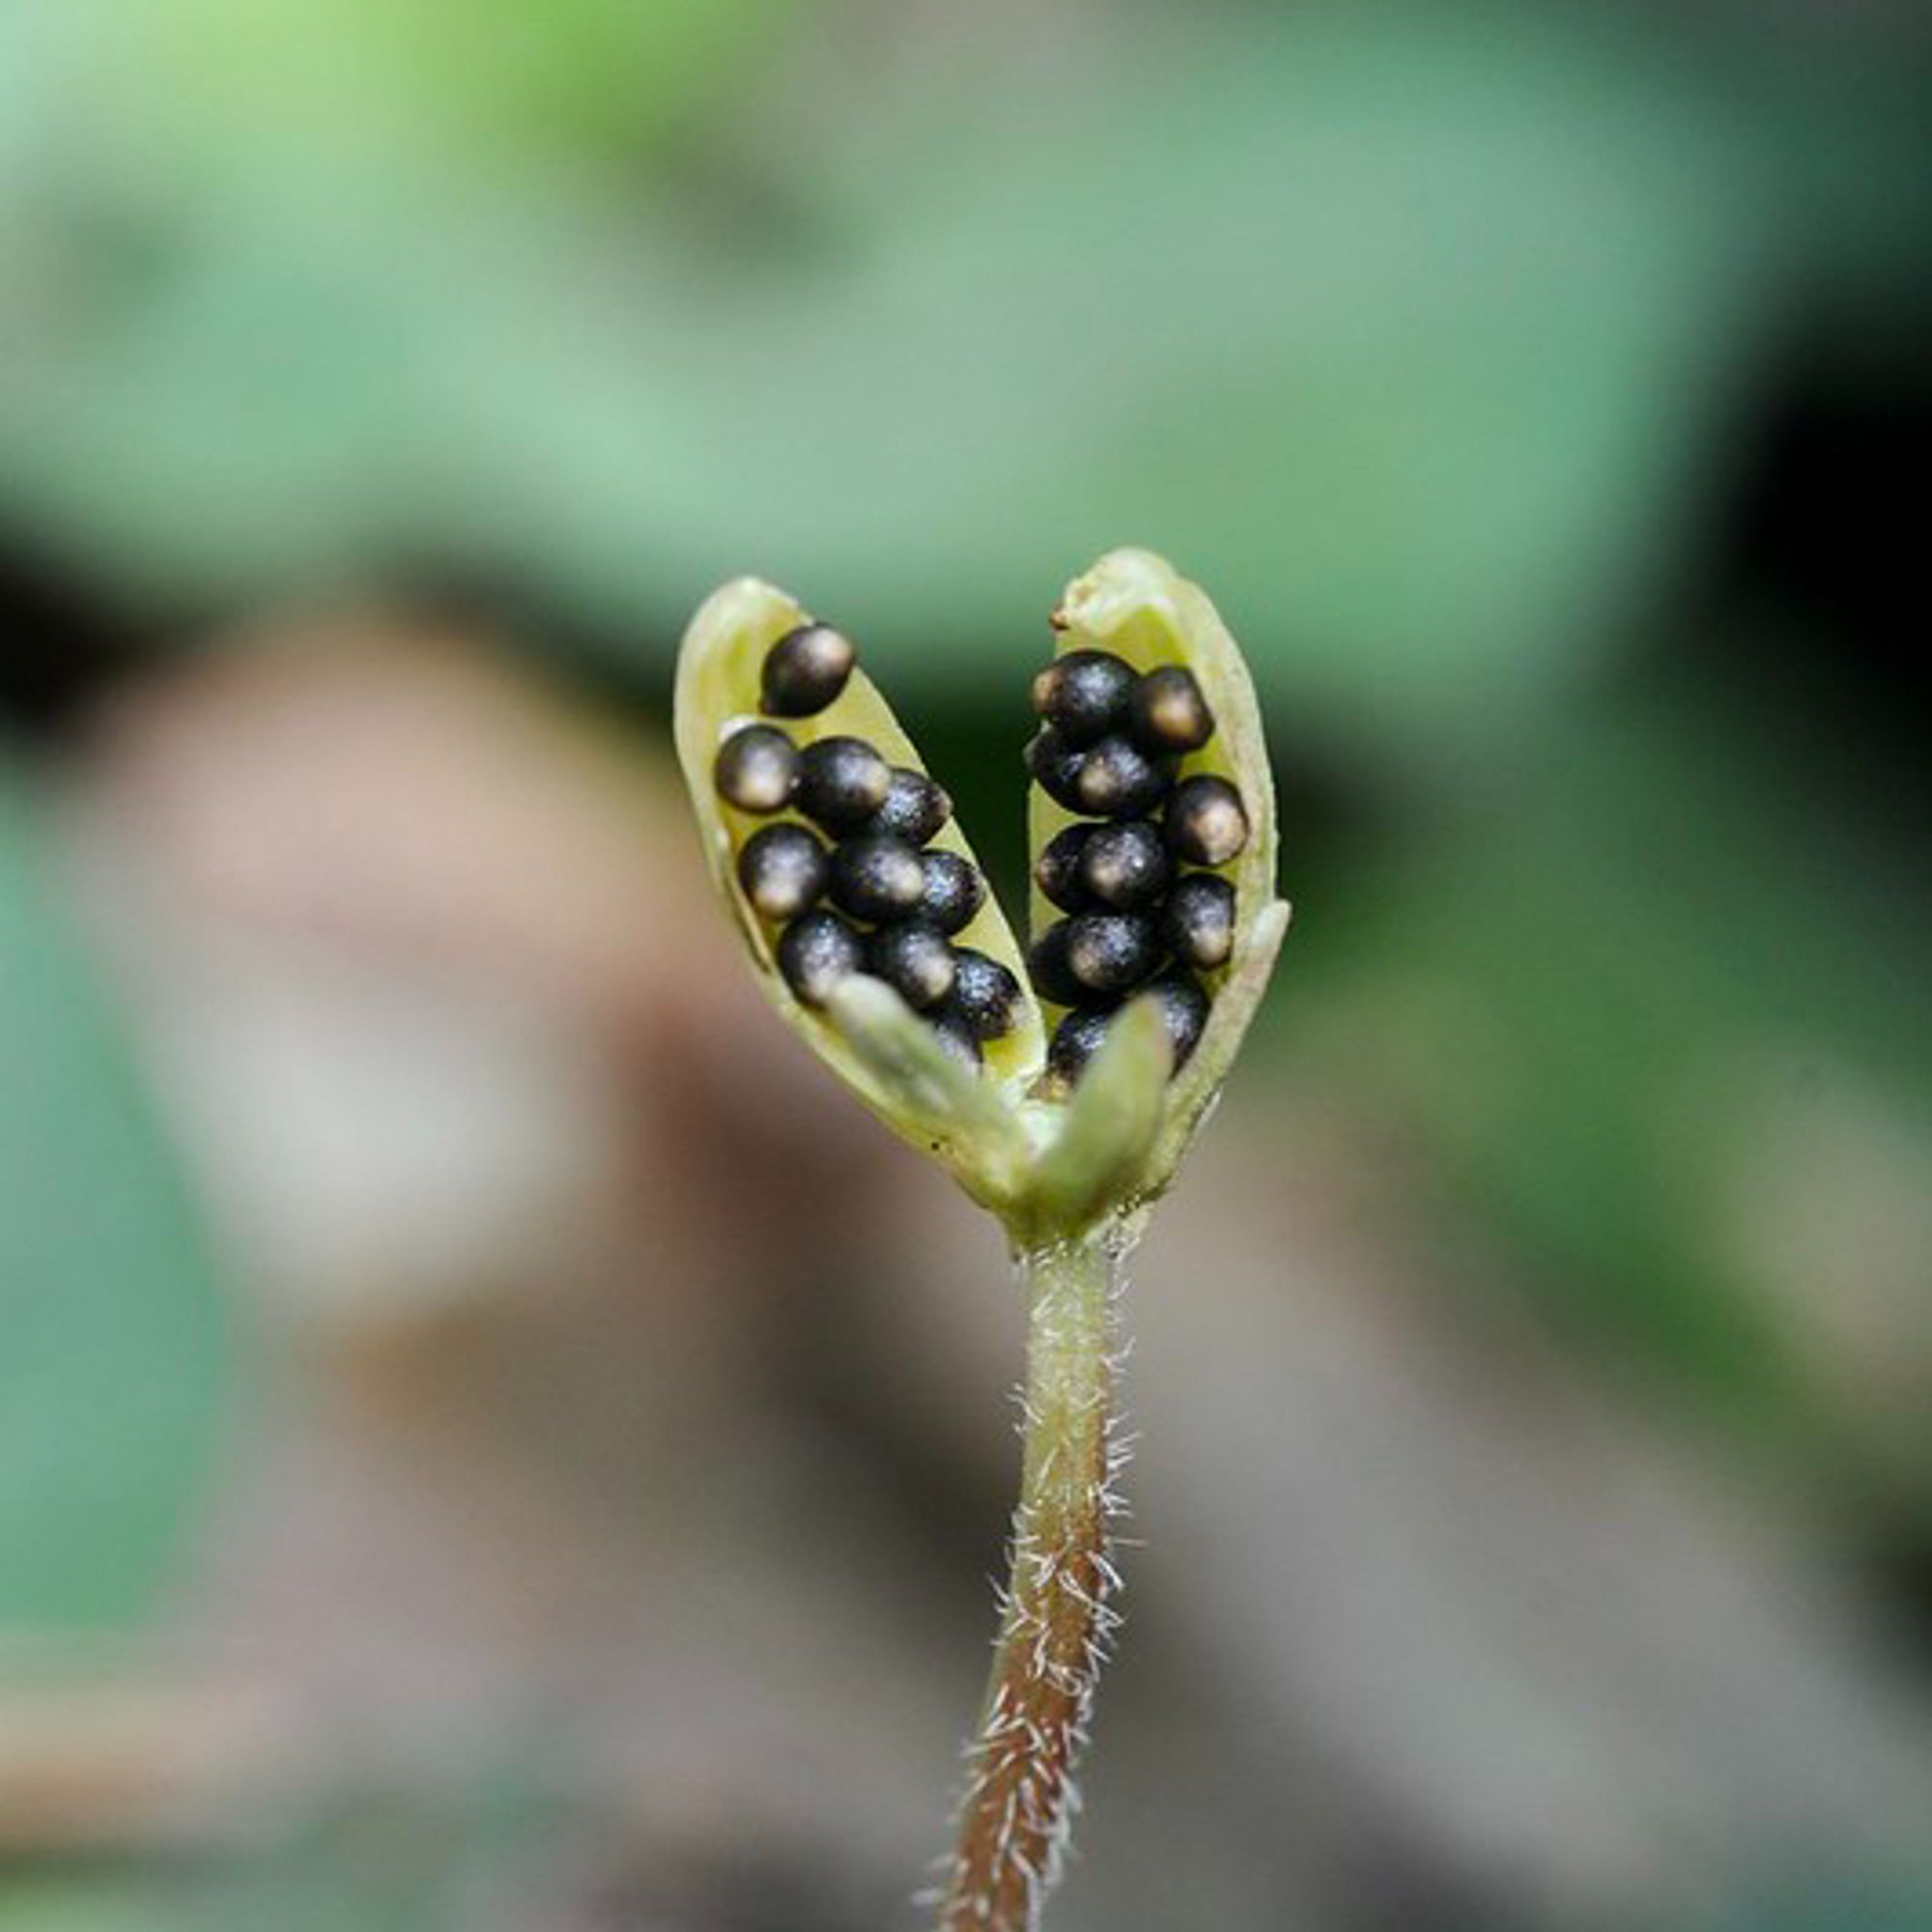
xmin=3 ymin=3 xmax=1930 ymax=1928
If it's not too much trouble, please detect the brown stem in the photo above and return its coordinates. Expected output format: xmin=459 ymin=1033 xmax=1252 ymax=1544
xmin=935 ymin=1225 xmax=1131 ymax=1931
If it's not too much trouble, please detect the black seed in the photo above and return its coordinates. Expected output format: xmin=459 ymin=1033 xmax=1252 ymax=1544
xmin=829 ymin=835 xmax=925 ymax=923
xmin=737 ymin=823 xmax=829 ymax=923
xmin=919 ymin=849 xmax=986 ymax=935
xmin=1031 ymin=649 xmax=1136 ymax=746
xmin=867 ymin=921 xmax=958 ymax=1010
xmin=1025 ymin=727 xmax=1088 ymax=811
xmin=928 ymin=1009 xmax=983 ymax=1070
xmin=1070 ymin=734 xmax=1175 ymax=819
xmin=714 ymin=724 xmax=798 ymax=813
xmin=796 ymin=736 xmax=892 ymax=832
xmin=1046 ymin=1006 xmax=1115 ymax=1088
xmin=1026 ymin=923 xmax=1086 ymax=1008
xmin=1035 ymin=823 xmax=1097 ymax=914
xmin=1147 ymin=970 xmax=1210 ymax=1069
xmin=1163 ymin=872 xmax=1236 ymax=972
xmin=1064 ymin=910 xmax=1162 ymax=997
xmin=777 ymin=910 xmax=864 ymax=1008
xmin=1164 ymin=775 xmax=1250 ymax=866
xmin=1129 ymin=666 xmax=1215 ymax=753
xmin=949 ymin=949 xmax=1022 ymax=1039
xmin=760 ymin=623 xmax=857 ymax=717
xmin=1077 ymin=820 xmax=1171 ymax=911
xmin=863 ymin=768 xmax=952 ymax=845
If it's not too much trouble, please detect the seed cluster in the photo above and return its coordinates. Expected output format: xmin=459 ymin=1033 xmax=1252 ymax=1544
xmin=1026 ymin=650 xmax=1247 ymax=1088
xmin=714 ymin=623 xmax=1021 ymax=1066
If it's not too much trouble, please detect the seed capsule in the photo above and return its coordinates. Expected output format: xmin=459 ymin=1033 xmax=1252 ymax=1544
xmin=1035 ymin=823 xmax=1097 ymax=914
xmin=1069 ymin=734 xmax=1174 ymax=819
xmin=949 ymin=949 xmax=1022 ymax=1040
xmin=1077 ymin=820 xmax=1171 ymax=911
xmin=1063 ymin=910 xmax=1162 ymax=998
xmin=1129 ymin=665 xmax=1215 ymax=753
xmin=1163 ymin=775 xmax=1249 ymax=866
xmin=919 ymin=849 xmax=986 ymax=935
xmin=737 ymin=823 xmax=830 ymax=923
xmin=867 ymin=920 xmax=958 ymax=1010
xmin=1162 ymin=872 xmax=1236 ymax=972
xmin=796 ymin=736 xmax=892 ymax=833
xmin=1031 ymin=648 xmax=1136 ymax=747
xmin=829 ymin=835 xmax=926 ymax=923
xmin=863 ymin=768 xmax=952 ymax=846
xmin=1026 ymin=923 xmax=1086 ymax=1009
xmin=1147 ymin=969 xmax=1210 ymax=1068
xmin=777 ymin=909 xmax=865 ymax=1008
xmin=714 ymin=724 xmax=798 ymax=813
xmin=1045 ymin=1006 xmax=1115 ymax=1088
xmin=760 ymin=623 xmax=857 ymax=717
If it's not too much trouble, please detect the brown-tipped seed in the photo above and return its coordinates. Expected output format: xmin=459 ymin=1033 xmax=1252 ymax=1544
xmin=737 ymin=822 xmax=830 ymax=923
xmin=713 ymin=724 xmax=798 ymax=813
xmin=1026 ymin=922 xmax=1086 ymax=1009
xmin=867 ymin=920 xmax=958 ymax=1010
xmin=1070 ymin=734 xmax=1175 ymax=819
xmin=1077 ymin=819 xmax=1172 ymax=911
xmin=1063 ymin=910 xmax=1162 ymax=998
xmin=928 ymin=1009 xmax=984 ymax=1069
xmin=795 ymin=736 xmax=892 ymax=832
xmin=1147 ymin=969 xmax=1210 ymax=1068
xmin=1162 ymin=871 xmax=1236 ymax=972
xmin=1035 ymin=823 xmax=1097 ymax=914
xmin=1130 ymin=665 xmax=1215 ymax=753
xmin=948 ymin=949 xmax=1022 ymax=1040
xmin=1163 ymin=774 xmax=1249 ymax=866
xmin=919 ymin=849 xmax=986 ymax=935
xmin=777 ymin=909 xmax=865 ymax=1008
xmin=829 ymin=835 xmax=926 ymax=923
xmin=760 ymin=622 xmax=857 ymax=717
xmin=1031 ymin=648 xmax=1137 ymax=747
xmin=863 ymin=768 xmax=952 ymax=846
xmin=1045 ymin=1006 xmax=1115 ymax=1089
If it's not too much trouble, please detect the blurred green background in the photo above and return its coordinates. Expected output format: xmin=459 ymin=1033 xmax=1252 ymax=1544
xmin=2 ymin=2 xmax=1929 ymax=1928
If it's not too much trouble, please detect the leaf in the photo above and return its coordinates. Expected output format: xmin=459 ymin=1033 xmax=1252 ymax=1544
xmin=0 ymin=762 xmax=229 ymax=1632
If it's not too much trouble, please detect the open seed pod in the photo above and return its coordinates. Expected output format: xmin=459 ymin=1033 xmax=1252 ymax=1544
xmin=675 ymin=552 xmax=1288 ymax=1239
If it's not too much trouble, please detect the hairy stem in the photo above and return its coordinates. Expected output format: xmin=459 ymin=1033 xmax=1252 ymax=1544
xmin=935 ymin=1222 xmax=1133 ymax=1931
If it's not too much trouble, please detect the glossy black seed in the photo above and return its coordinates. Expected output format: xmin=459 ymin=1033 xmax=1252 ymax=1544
xmin=1024 ymin=727 xmax=1088 ymax=811
xmin=1069 ymin=734 xmax=1175 ymax=819
xmin=829 ymin=835 xmax=925 ymax=923
xmin=1063 ymin=910 xmax=1162 ymax=997
xmin=949 ymin=949 xmax=1022 ymax=1040
xmin=867 ymin=920 xmax=957 ymax=1010
xmin=1163 ymin=872 xmax=1236 ymax=972
xmin=1031 ymin=649 xmax=1136 ymax=747
xmin=760 ymin=623 xmax=857 ymax=717
xmin=1129 ymin=665 xmax=1215 ymax=753
xmin=863 ymin=768 xmax=952 ymax=845
xmin=1077 ymin=820 xmax=1172 ymax=911
xmin=1026 ymin=923 xmax=1086 ymax=1009
xmin=796 ymin=736 xmax=892 ymax=832
xmin=1147 ymin=969 xmax=1210 ymax=1069
xmin=737 ymin=823 xmax=829 ymax=923
xmin=1164 ymin=774 xmax=1250 ymax=866
xmin=919 ymin=849 xmax=986 ymax=935
xmin=1046 ymin=1006 xmax=1115 ymax=1088
xmin=1035 ymin=823 xmax=1097 ymax=914
xmin=713 ymin=724 xmax=798 ymax=813
xmin=928 ymin=1009 xmax=983 ymax=1070
xmin=777 ymin=910 xmax=864 ymax=1008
